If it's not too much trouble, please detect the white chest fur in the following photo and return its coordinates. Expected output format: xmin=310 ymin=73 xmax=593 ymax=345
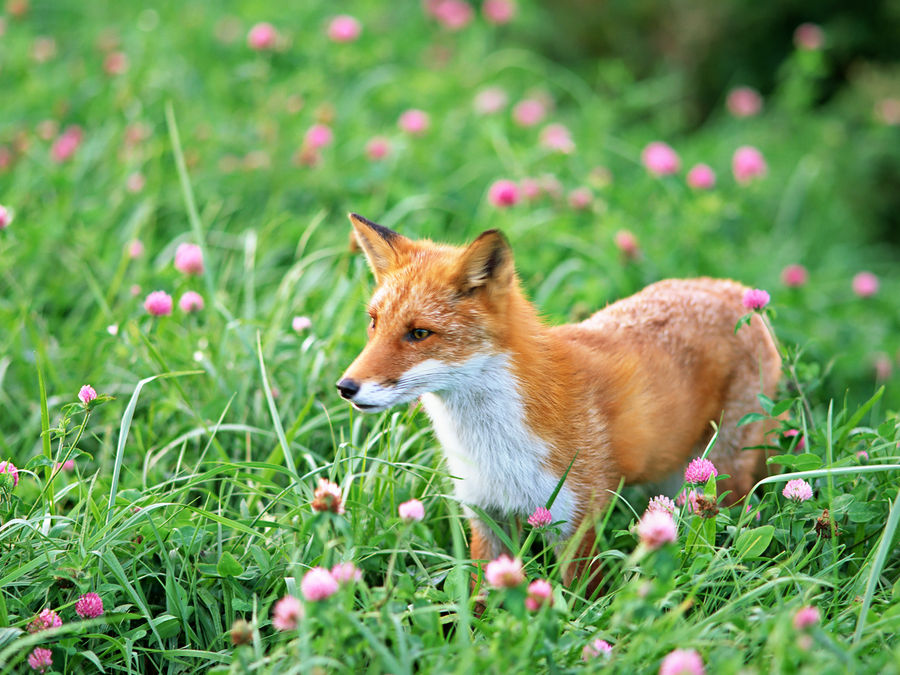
xmin=419 ymin=354 xmax=578 ymax=537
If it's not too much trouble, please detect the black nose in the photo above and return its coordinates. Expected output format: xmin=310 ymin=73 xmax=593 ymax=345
xmin=336 ymin=378 xmax=360 ymax=400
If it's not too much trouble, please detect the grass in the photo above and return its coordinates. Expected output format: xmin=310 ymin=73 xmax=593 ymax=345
xmin=1 ymin=1 xmax=899 ymax=673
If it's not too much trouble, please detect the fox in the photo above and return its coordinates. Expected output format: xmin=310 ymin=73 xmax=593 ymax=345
xmin=337 ymin=213 xmax=781 ymax=590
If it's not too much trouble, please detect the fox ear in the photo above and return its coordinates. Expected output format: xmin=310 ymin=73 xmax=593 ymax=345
xmin=456 ymin=229 xmax=514 ymax=295
xmin=349 ymin=213 xmax=411 ymax=283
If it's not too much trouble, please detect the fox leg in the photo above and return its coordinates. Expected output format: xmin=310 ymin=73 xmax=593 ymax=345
xmin=709 ymin=331 xmax=782 ymax=504
xmin=559 ymin=518 xmax=605 ymax=598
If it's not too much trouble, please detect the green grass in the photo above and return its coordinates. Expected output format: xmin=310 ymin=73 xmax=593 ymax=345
xmin=1 ymin=1 xmax=899 ymax=673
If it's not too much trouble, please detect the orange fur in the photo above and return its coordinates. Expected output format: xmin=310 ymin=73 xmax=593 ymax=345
xmin=339 ymin=214 xmax=781 ymax=589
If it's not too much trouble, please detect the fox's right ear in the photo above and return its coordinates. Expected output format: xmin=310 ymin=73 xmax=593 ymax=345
xmin=348 ymin=213 xmax=411 ymax=283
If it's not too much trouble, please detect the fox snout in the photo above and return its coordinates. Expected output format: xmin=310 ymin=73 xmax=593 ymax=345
xmin=335 ymin=377 xmax=360 ymax=401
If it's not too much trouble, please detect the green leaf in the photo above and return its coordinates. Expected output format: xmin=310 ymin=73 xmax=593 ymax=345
xmin=766 ymin=453 xmax=822 ymax=471
xmin=735 ymin=526 xmax=775 ymax=560
xmin=757 ymin=393 xmax=774 ymax=414
xmin=0 ymin=628 xmax=22 ymax=649
xmin=771 ymin=398 xmax=795 ymax=417
xmin=738 ymin=412 xmax=769 ymax=427
xmin=217 ymin=551 xmax=244 ymax=577
xmin=734 ymin=314 xmax=752 ymax=334
xmin=847 ymin=502 xmax=883 ymax=524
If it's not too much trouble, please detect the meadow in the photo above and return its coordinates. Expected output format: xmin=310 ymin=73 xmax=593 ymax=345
xmin=1 ymin=1 xmax=899 ymax=673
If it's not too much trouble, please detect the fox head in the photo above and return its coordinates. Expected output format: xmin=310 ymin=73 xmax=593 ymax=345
xmin=336 ymin=213 xmax=518 ymax=412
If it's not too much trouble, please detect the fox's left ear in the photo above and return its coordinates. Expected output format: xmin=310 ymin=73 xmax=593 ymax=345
xmin=456 ymin=229 xmax=514 ymax=295
xmin=348 ymin=213 xmax=412 ymax=284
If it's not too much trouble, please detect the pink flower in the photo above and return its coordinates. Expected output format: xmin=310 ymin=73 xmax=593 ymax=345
xmin=527 ymin=506 xmax=552 ymax=528
xmin=292 ymin=316 xmax=312 ymax=332
xmin=732 ymin=146 xmax=767 ymax=184
xmin=794 ymin=23 xmax=824 ymax=51
xmin=482 ymin=0 xmax=516 ymax=24
xmin=642 ymin=142 xmax=681 ymax=176
xmin=567 ymin=187 xmax=593 ymax=210
xmin=484 ymin=554 xmax=525 ymax=588
xmin=398 ymin=498 xmax=425 ymax=522
xmin=781 ymin=264 xmax=808 ymax=287
xmin=125 ymin=171 xmax=147 ymax=193
xmin=127 ymin=239 xmax=144 ymax=259
xmin=856 ymin=450 xmax=869 ymax=461
xmin=311 ymin=478 xmax=344 ymax=514
xmin=271 ymin=594 xmax=303 ymax=630
xmin=427 ymin=0 xmax=474 ymax=31
xmin=488 ymin=179 xmax=520 ymax=207
xmin=636 ymin=510 xmax=677 ymax=550
xmin=330 ymin=562 xmax=363 ymax=584
xmin=130 ymin=284 xmax=141 ymax=297
xmin=745 ymin=502 xmax=762 ymax=522
xmin=793 ymin=605 xmax=820 ymax=630
xmin=78 ymin=384 xmax=97 ymax=406
xmin=0 ymin=204 xmax=12 ymax=230
xmin=726 ymin=87 xmax=763 ymax=118
xmin=582 ymin=638 xmax=613 ymax=660
xmin=301 ymin=567 xmax=339 ymax=601
xmin=27 ymin=647 xmax=53 ymax=673
xmin=174 ymin=243 xmax=204 ymax=275
xmin=304 ymin=124 xmax=333 ymax=150
xmin=646 ymin=495 xmax=676 ymax=516
xmin=524 ymin=579 xmax=553 ymax=611
xmin=512 ymin=98 xmax=546 ymax=127
xmin=398 ymin=109 xmax=430 ymax=135
xmin=742 ymin=288 xmax=770 ymax=310
xmin=614 ymin=230 xmax=639 ymax=258
xmin=783 ymin=429 xmax=806 ymax=450
xmin=247 ymin=22 xmax=277 ymax=51
xmin=539 ymin=123 xmax=575 ymax=154
xmin=365 ymin=136 xmax=391 ymax=161
xmin=51 ymin=125 xmax=83 ymax=163
xmin=783 ymin=478 xmax=813 ymax=502
xmin=27 ymin=608 xmax=62 ymax=633
xmin=55 ymin=459 xmax=75 ymax=471
xmin=684 ymin=457 xmax=718 ymax=484
xmin=676 ymin=488 xmax=700 ymax=513
xmin=0 ymin=460 xmax=19 ymax=488
xmin=144 ymin=291 xmax=173 ymax=316
xmin=852 ymin=271 xmax=878 ymax=298
xmin=539 ymin=173 xmax=563 ymax=199
xmin=473 ymin=87 xmax=508 ymax=115
xmin=686 ymin=164 xmax=716 ymax=189
xmin=875 ymin=98 xmax=900 ymax=126
xmin=75 ymin=592 xmax=104 ymax=618
xmin=519 ymin=177 xmax=542 ymax=201
xmin=179 ymin=291 xmax=204 ymax=313
xmin=659 ymin=648 xmax=705 ymax=675
xmin=327 ymin=15 xmax=361 ymax=43
xmin=103 ymin=51 xmax=129 ymax=76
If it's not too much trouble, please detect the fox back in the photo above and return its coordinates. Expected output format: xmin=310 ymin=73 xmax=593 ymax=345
xmin=337 ymin=214 xmax=781 ymax=581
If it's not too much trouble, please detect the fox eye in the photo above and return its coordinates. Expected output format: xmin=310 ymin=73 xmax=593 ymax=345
xmin=408 ymin=328 xmax=432 ymax=342
xmin=368 ymin=316 xmax=376 ymax=330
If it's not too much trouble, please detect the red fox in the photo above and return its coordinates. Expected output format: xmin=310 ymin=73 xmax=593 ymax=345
xmin=337 ymin=213 xmax=781 ymax=589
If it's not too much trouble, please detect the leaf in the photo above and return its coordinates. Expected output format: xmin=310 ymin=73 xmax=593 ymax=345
xmin=771 ymin=398 xmax=796 ymax=417
xmin=757 ymin=393 xmax=774 ymax=415
xmin=738 ymin=412 xmax=769 ymax=427
xmin=766 ymin=453 xmax=822 ymax=471
xmin=847 ymin=502 xmax=883 ymax=524
xmin=217 ymin=551 xmax=244 ymax=577
xmin=735 ymin=526 xmax=775 ymax=560
xmin=150 ymin=613 xmax=181 ymax=640
xmin=0 ymin=628 xmax=22 ymax=649
xmin=734 ymin=314 xmax=752 ymax=334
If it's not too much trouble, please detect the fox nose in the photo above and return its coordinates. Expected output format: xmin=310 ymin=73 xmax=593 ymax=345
xmin=336 ymin=378 xmax=360 ymax=400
